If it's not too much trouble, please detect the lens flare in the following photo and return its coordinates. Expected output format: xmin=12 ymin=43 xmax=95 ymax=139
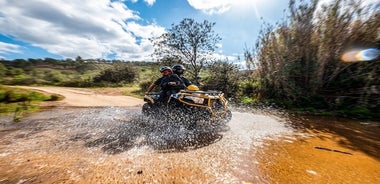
xmin=341 ymin=48 xmax=380 ymax=62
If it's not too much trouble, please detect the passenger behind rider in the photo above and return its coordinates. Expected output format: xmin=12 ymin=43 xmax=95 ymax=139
xmin=145 ymin=66 xmax=173 ymax=95
xmin=160 ymin=64 xmax=194 ymax=96
xmin=172 ymin=64 xmax=192 ymax=87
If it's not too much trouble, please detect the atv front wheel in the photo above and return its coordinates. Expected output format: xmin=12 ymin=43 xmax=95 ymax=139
xmin=142 ymin=103 xmax=152 ymax=116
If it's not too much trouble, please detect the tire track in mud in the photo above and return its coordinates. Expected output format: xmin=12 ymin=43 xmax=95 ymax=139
xmin=0 ymin=107 xmax=293 ymax=183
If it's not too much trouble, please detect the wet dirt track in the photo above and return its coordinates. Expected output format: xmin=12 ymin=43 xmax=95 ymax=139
xmin=0 ymin=107 xmax=293 ymax=183
xmin=1 ymin=87 xmax=379 ymax=183
xmin=256 ymin=115 xmax=380 ymax=184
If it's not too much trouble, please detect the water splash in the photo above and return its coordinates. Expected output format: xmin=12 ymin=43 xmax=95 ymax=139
xmin=0 ymin=106 xmax=294 ymax=183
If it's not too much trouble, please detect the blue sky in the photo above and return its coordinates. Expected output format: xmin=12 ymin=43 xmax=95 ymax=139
xmin=0 ymin=0 xmax=295 ymax=61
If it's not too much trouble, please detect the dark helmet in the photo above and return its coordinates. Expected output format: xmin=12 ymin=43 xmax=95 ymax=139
xmin=160 ymin=66 xmax=172 ymax=73
xmin=172 ymin=64 xmax=186 ymax=75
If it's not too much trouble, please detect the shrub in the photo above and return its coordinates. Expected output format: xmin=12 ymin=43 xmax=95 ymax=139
xmin=202 ymin=61 xmax=240 ymax=97
xmin=5 ymin=90 xmax=29 ymax=102
xmin=341 ymin=107 xmax=372 ymax=119
xmin=241 ymin=96 xmax=257 ymax=106
xmin=0 ymin=89 xmax=6 ymax=101
xmin=93 ymin=64 xmax=137 ymax=84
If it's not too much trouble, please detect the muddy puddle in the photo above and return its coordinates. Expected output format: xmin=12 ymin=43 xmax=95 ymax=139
xmin=0 ymin=107 xmax=293 ymax=183
xmin=256 ymin=115 xmax=380 ymax=183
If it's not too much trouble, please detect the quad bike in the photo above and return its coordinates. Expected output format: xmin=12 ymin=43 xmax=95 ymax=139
xmin=142 ymin=85 xmax=232 ymax=125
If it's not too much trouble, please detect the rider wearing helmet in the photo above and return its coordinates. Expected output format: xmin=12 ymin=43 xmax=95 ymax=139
xmin=145 ymin=66 xmax=172 ymax=94
xmin=171 ymin=64 xmax=192 ymax=87
xmin=159 ymin=66 xmax=172 ymax=76
xmin=159 ymin=64 xmax=192 ymax=97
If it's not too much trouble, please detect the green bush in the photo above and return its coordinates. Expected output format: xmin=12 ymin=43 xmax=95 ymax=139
xmin=0 ymin=86 xmax=52 ymax=103
xmin=0 ymin=86 xmax=61 ymax=118
xmin=340 ymin=107 xmax=372 ymax=119
xmin=5 ymin=90 xmax=29 ymax=102
xmin=201 ymin=61 xmax=241 ymax=97
xmin=237 ymin=80 xmax=261 ymax=97
xmin=93 ymin=64 xmax=137 ymax=84
xmin=29 ymin=92 xmax=51 ymax=101
xmin=241 ymin=96 xmax=257 ymax=105
xmin=0 ymin=89 xmax=6 ymax=101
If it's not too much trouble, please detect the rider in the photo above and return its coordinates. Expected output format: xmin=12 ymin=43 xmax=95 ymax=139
xmin=160 ymin=64 xmax=194 ymax=97
xmin=172 ymin=64 xmax=192 ymax=87
xmin=160 ymin=70 xmax=186 ymax=97
xmin=145 ymin=66 xmax=172 ymax=95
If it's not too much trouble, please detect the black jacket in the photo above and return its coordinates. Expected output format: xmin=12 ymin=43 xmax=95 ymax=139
xmin=160 ymin=74 xmax=186 ymax=95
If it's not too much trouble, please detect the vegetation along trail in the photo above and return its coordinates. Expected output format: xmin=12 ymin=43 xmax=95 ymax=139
xmin=0 ymin=87 xmax=379 ymax=183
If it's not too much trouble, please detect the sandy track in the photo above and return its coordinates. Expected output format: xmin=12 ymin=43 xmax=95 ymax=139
xmin=1 ymin=86 xmax=379 ymax=183
xmin=18 ymin=86 xmax=144 ymax=107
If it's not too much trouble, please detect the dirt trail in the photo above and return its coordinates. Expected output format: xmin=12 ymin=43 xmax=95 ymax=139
xmin=18 ymin=86 xmax=144 ymax=107
xmin=0 ymin=87 xmax=379 ymax=183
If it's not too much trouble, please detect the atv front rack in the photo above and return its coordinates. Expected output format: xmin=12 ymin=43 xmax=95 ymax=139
xmin=176 ymin=90 xmax=229 ymax=121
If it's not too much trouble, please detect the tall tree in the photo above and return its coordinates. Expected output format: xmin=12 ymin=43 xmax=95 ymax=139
xmin=151 ymin=18 xmax=221 ymax=84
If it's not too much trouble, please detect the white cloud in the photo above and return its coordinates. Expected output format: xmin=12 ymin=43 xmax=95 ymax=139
xmin=0 ymin=0 xmax=165 ymax=60
xmin=144 ymin=0 xmax=156 ymax=6
xmin=187 ymin=0 xmax=231 ymax=14
xmin=0 ymin=42 xmax=22 ymax=54
xmin=125 ymin=22 xmax=165 ymax=38
xmin=128 ymin=0 xmax=155 ymax=6
xmin=187 ymin=0 xmax=265 ymax=16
